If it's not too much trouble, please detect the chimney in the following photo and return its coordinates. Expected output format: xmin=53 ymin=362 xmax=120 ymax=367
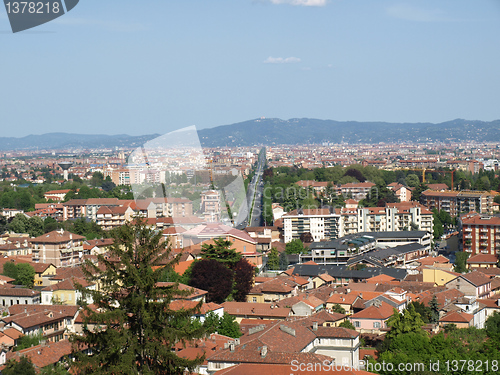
xmin=313 ymin=322 xmax=318 ymax=331
xmin=0 ymin=322 xmax=4 ymax=332
xmin=261 ymin=345 xmax=268 ymax=358
xmin=359 ymin=293 xmax=363 ymax=299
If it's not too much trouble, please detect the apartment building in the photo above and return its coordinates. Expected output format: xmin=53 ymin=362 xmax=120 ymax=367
xmin=201 ymin=190 xmax=221 ymax=222
xmin=356 ymin=202 xmax=433 ymax=234
xmin=284 ymin=203 xmax=432 ymax=243
xmin=283 ymin=208 xmax=342 ymax=243
xmin=421 ymin=190 xmax=493 ymax=216
xmin=459 ymin=212 xmax=500 ymax=255
xmin=31 ymin=230 xmax=86 ymax=267
xmin=338 ymin=182 xmax=376 ymax=200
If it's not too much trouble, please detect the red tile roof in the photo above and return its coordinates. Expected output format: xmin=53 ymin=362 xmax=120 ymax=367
xmin=6 ymin=340 xmax=72 ymax=368
xmin=223 ymin=302 xmax=291 ymax=319
xmin=349 ymin=301 xmax=394 ymax=320
xmin=32 ymin=230 xmax=85 ymax=244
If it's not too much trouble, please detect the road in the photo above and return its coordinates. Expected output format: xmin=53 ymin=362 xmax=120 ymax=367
xmin=236 ymin=148 xmax=265 ymax=229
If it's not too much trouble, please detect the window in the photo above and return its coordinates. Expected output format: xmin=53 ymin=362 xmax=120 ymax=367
xmin=354 ymin=321 xmax=360 ymax=328
xmin=252 ymin=297 xmax=257 ymax=302
xmin=373 ymin=322 xmax=381 ymax=328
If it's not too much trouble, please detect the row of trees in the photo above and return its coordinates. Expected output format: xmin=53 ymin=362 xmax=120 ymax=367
xmin=3 ymin=213 xmax=106 ymax=240
xmin=370 ymin=305 xmax=500 ymax=374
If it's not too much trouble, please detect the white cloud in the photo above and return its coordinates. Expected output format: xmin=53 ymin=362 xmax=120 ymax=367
xmin=386 ymin=4 xmax=448 ymax=22
xmin=265 ymin=0 xmax=327 ymax=6
xmin=263 ymin=56 xmax=301 ymax=64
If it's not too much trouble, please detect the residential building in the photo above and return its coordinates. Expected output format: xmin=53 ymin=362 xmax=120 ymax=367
xmin=300 ymin=231 xmax=432 ymax=265
xmin=466 ymin=253 xmax=499 ymax=269
xmin=3 ymin=305 xmax=79 ymax=342
xmin=0 ymin=288 xmax=41 ymax=307
xmin=445 ymin=271 xmax=492 ymax=299
xmin=283 ymin=208 xmax=341 ymax=243
xmin=43 ymin=189 xmax=72 ymax=202
xmin=207 ymin=315 xmax=360 ymax=370
xmin=95 ymin=205 xmax=135 ymax=230
xmin=421 ymin=190 xmax=493 ymax=216
xmin=181 ymin=223 xmax=261 ymax=266
xmin=201 ymin=190 xmax=222 ymax=222
xmin=348 ymin=300 xmax=394 ymax=334
xmin=41 ymin=277 xmax=95 ymax=305
xmin=459 ymin=212 xmax=500 ymax=255
xmin=387 ymin=183 xmax=412 ymax=202
xmin=31 ymin=229 xmax=86 ymax=267
xmin=222 ymin=302 xmax=291 ymax=322
xmin=339 ymin=182 xmax=376 ymax=200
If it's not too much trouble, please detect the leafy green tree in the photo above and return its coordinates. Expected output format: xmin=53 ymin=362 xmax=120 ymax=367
xmin=331 ymin=304 xmax=346 ymax=314
xmin=454 ymin=251 xmax=469 ymax=273
xmin=429 ymin=296 xmax=440 ymax=324
xmin=15 ymin=332 xmax=42 ymax=350
xmin=26 ymin=216 xmax=44 ymax=237
xmin=339 ymin=320 xmax=356 ymax=330
xmin=408 ymin=301 xmax=432 ymax=324
xmin=72 ymin=218 xmax=207 ymax=375
xmin=0 ymin=214 xmax=7 ymax=234
xmin=217 ymin=312 xmax=242 ymax=338
xmin=485 ymin=311 xmax=500 ymax=341
xmin=278 ymin=251 xmax=289 ymax=270
xmin=405 ymin=174 xmax=420 ymax=187
xmin=8 ymin=213 xmax=28 ymax=234
xmin=385 ymin=304 xmax=426 ymax=341
xmin=285 ymin=239 xmax=306 ymax=254
xmin=2 ymin=356 xmax=37 ymax=375
xmin=201 ymin=238 xmax=242 ymax=269
xmin=102 ymin=177 xmax=116 ymax=192
xmin=267 ymin=247 xmax=279 ymax=270
xmin=3 ymin=261 xmax=18 ymax=280
xmin=15 ymin=263 xmax=35 ymax=288
xmin=432 ymin=210 xmax=444 ymax=240
xmin=40 ymin=363 xmax=70 ymax=375
xmin=203 ymin=311 xmax=220 ymax=334
xmin=411 ymin=183 xmax=428 ymax=203
xmin=43 ymin=216 xmax=59 ymax=233
xmin=89 ymin=172 xmax=104 ymax=188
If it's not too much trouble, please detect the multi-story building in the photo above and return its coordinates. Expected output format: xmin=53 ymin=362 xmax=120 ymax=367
xmin=356 ymin=202 xmax=433 ymax=234
xmin=31 ymin=230 xmax=86 ymax=267
xmin=62 ymin=199 xmax=88 ymax=221
xmin=338 ymin=182 xmax=376 ymax=200
xmin=421 ymin=190 xmax=459 ymax=216
xmin=200 ymin=190 xmax=221 ymax=222
xmin=421 ymin=190 xmax=493 ymax=216
xmin=300 ymin=231 xmax=432 ymax=265
xmin=283 ymin=208 xmax=341 ymax=243
xmin=285 ymin=203 xmax=432 ymax=243
xmin=458 ymin=191 xmax=493 ymax=215
xmin=96 ymin=205 xmax=136 ymax=230
xmin=459 ymin=212 xmax=500 ymax=255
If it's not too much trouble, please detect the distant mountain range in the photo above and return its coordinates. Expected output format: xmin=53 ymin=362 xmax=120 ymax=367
xmin=0 ymin=133 xmax=160 ymax=151
xmin=197 ymin=118 xmax=500 ymax=147
xmin=1 ymin=118 xmax=500 ymax=150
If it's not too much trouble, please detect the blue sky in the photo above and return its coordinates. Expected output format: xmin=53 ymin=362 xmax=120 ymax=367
xmin=1 ymin=0 xmax=500 ymax=137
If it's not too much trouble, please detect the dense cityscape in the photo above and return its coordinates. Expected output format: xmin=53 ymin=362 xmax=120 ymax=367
xmin=0 ymin=135 xmax=499 ymax=374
